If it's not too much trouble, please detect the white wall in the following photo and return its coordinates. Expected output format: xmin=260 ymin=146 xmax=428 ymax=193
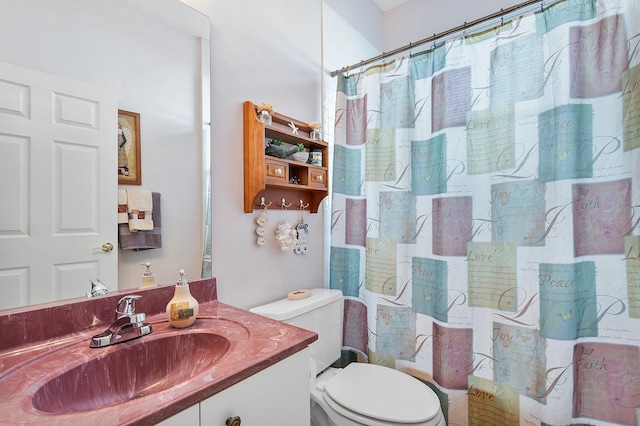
xmin=170 ymin=0 xmax=383 ymax=310
xmin=207 ymin=0 xmax=324 ymax=309
xmin=0 ymin=0 xmax=206 ymax=290
xmin=324 ymin=0 xmax=385 ymax=54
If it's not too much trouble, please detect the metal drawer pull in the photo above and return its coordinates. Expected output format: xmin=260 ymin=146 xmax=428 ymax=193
xmin=226 ymin=416 xmax=241 ymax=426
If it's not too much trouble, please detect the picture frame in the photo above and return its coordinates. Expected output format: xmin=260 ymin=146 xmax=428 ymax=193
xmin=117 ymin=109 xmax=141 ymax=185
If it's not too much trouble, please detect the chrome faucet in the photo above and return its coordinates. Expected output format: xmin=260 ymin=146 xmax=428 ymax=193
xmin=90 ymin=295 xmax=152 ymax=348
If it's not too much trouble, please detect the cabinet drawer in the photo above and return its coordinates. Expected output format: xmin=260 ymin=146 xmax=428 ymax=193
xmin=309 ymin=169 xmax=326 ymax=188
xmin=265 ymin=160 xmax=288 ymax=184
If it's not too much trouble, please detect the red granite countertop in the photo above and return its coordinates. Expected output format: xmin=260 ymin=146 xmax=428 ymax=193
xmin=0 ymin=278 xmax=317 ymax=425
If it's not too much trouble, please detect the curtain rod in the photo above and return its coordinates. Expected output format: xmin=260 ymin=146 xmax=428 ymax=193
xmin=330 ymin=0 xmax=546 ymax=77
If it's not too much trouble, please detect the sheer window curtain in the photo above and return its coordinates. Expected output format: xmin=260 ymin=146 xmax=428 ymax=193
xmin=329 ymin=0 xmax=640 ymax=424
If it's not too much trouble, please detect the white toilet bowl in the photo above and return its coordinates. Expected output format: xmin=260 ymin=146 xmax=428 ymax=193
xmin=249 ymin=289 xmax=445 ymax=426
xmin=310 ymin=363 xmax=445 ymax=426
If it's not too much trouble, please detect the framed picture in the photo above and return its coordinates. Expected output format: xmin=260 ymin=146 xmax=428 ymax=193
xmin=117 ymin=109 xmax=141 ymax=185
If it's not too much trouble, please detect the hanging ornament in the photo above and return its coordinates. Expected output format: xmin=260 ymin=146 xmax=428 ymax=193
xmin=275 ymin=222 xmax=298 ymax=252
xmin=295 ymin=222 xmax=309 ymax=254
xmin=295 ymin=201 xmax=309 ymax=254
xmin=275 ymin=198 xmax=297 ymax=252
xmin=255 ymin=203 xmax=270 ymax=246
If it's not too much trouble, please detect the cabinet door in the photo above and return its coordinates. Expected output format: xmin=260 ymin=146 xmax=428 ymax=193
xmin=200 ymin=348 xmax=310 ymax=426
xmin=156 ymin=404 xmax=199 ymax=426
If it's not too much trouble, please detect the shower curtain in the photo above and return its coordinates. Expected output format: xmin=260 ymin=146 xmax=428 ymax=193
xmin=329 ymin=0 xmax=640 ymax=424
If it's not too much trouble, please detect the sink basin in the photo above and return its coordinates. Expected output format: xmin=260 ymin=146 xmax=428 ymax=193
xmin=31 ymin=332 xmax=230 ymax=414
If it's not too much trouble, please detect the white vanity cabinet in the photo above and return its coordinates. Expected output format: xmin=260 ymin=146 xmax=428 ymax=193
xmin=159 ymin=348 xmax=310 ymax=426
xmin=200 ymin=347 xmax=310 ymax=425
xmin=157 ymin=404 xmax=200 ymax=425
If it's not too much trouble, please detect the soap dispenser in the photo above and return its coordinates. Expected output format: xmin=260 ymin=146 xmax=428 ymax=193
xmin=166 ymin=269 xmax=199 ymax=328
xmin=139 ymin=262 xmax=156 ymax=289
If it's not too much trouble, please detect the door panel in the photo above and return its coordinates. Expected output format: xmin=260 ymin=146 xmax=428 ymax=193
xmin=0 ymin=62 xmax=118 ymax=309
xmin=0 ymin=133 xmax=29 ymax=236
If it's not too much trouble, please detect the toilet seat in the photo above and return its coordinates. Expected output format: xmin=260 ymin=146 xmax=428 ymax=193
xmin=322 ymin=363 xmax=443 ymax=425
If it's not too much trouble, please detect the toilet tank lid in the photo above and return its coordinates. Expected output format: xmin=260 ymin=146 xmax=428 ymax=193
xmin=249 ymin=288 xmax=343 ymax=321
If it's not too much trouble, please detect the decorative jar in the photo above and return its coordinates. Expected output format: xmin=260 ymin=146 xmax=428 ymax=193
xmin=310 ymin=128 xmax=322 ymax=141
xmin=258 ymin=110 xmax=272 ymax=126
xmin=309 ymin=149 xmax=322 ymax=166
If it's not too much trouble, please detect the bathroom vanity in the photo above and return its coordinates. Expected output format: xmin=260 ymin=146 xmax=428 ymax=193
xmin=161 ymin=348 xmax=309 ymax=425
xmin=0 ymin=278 xmax=316 ymax=425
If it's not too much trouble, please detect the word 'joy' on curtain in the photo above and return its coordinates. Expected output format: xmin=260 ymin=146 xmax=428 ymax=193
xmin=330 ymin=0 xmax=640 ymax=424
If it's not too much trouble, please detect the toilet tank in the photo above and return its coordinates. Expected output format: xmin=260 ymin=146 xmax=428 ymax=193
xmin=250 ymin=288 xmax=343 ymax=374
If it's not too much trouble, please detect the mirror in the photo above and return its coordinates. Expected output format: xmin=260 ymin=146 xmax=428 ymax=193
xmin=0 ymin=0 xmax=211 ymax=310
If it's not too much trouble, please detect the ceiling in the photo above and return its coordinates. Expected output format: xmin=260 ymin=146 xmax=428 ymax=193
xmin=371 ymin=0 xmax=409 ymax=12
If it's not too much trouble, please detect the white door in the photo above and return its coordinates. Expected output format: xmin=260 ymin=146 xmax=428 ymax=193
xmin=0 ymin=62 xmax=118 ymax=309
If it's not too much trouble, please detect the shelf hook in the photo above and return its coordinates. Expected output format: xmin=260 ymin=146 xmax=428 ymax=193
xmin=300 ymin=200 xmax=310 ymax=210
xmin=281 ymin=198 xmax=292 ymax=209
xmin=260 ymin=197 xmax=272 ymax=208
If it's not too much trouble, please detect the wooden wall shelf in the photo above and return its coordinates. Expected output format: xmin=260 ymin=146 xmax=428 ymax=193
xmin=243 ymin=101 xmax=328 ymax=213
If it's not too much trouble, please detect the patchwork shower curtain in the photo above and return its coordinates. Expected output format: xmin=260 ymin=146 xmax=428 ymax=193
xmin=329 ymin=0 xmax=640 ymax=424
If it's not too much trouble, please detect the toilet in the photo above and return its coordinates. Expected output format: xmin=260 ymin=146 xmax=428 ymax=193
xmin=250 ymin=288 xmax=446 ymax=426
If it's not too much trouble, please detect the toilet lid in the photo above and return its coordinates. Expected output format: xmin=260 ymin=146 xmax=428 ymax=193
xmin=323 ymin=363 xmax=441 ymax=424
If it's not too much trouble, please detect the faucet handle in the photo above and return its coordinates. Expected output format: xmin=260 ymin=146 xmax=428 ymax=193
xmin=116 ymin=294 xmax=142 ymax=317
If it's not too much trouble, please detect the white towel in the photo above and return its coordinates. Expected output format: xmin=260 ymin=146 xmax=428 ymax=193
xmin=127 ymin=189 xmax=153 ymax=231
xmin=118 ymin=189 xmax=128 ymax=224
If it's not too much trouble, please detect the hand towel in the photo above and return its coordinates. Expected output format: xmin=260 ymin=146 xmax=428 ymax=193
xmin=118 ymin=189 xmax=128 ymax=224
xmin=127 ymin=189 xmax=153 ymax=231
xmin=119 ymin=192 xmax=162 ymax=250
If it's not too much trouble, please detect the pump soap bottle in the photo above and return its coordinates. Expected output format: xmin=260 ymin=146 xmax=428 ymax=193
xmin=166 ymin=269 xmax=199 ymax=328
xmin=139 ymin=262 xmax=156 ymax=288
